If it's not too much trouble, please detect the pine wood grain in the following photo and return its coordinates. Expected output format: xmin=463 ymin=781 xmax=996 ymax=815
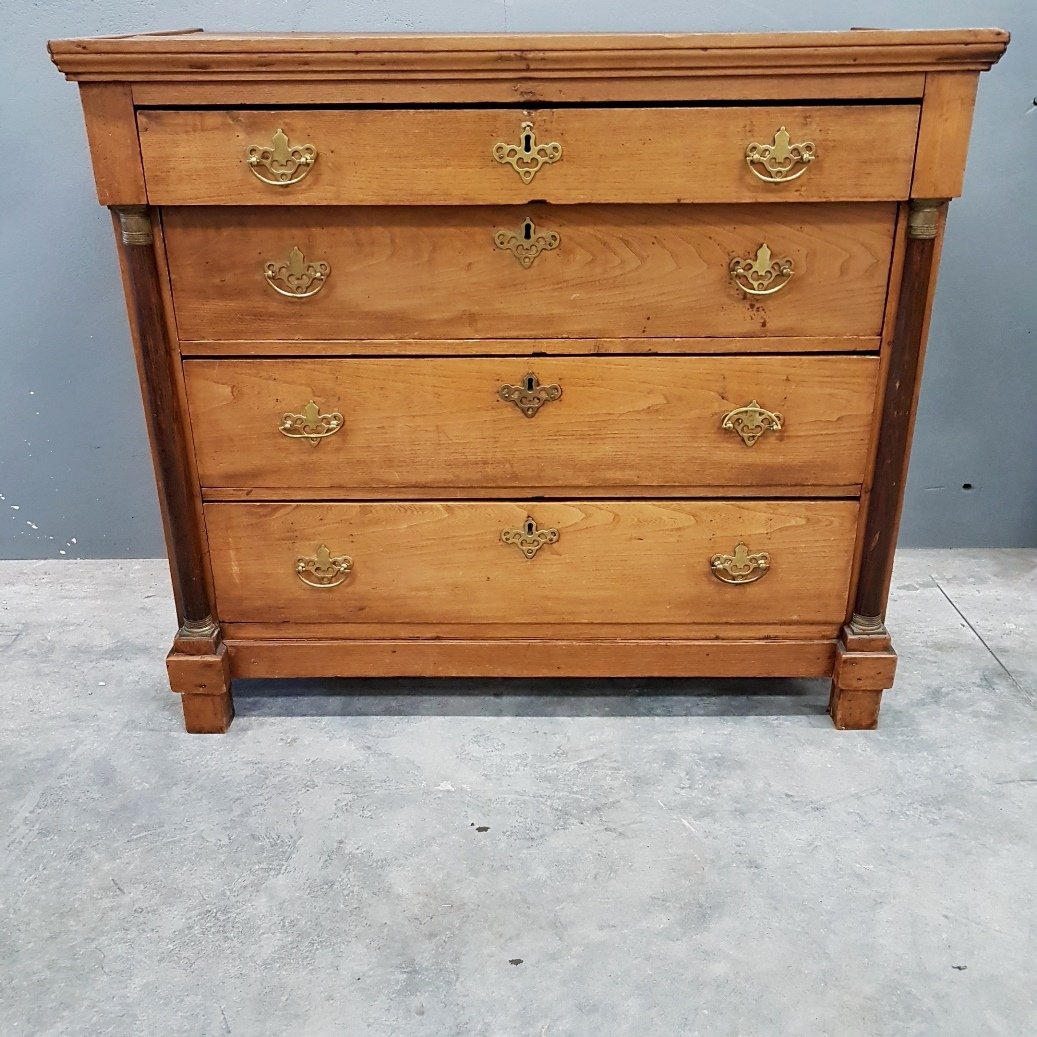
xmin=184 ymin=355 xmax=879 ymax=492
xmin=204 ymin=500 xmax=859 ymax=626
xmin=218 ymin=621 xmax=840 ymax=641
xmin=226 ymin=637 xmax=838 ymax=679
xmin=137 ymin=106 xmax=920 ymax=206
xmin=912 ymin=72 xmax=981 ymax=198
xmin=127 ymin=75 xmax=927 ymax=107
xmin=49 ymin=29 xmax=1010 ymax=84
xmin=77 ymin=83 xmax=146 ymax=204
xmin=178 ymin=336 xmax=882 ymax=357
xmin=164 ymin=203 xmax=897 ymax=341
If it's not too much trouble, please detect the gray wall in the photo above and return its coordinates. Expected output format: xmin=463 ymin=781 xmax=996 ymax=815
xmin=2 ymin=1 xmax=1034 ymax=559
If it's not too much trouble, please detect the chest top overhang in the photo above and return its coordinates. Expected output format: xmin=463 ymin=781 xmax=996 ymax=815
xmin=49 ymin=28 xmax=1009 ymax=84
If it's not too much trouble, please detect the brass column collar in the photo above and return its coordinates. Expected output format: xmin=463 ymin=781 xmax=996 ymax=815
xmin=113 ymin=205 xmax=153 ymax=246
xmin=907 ymin=198 xmax=944 ymax=240
xmin=849 ymin=612 xmax=887 ymax=636
xmin=179 ymin=616 xmax=219 ymax=640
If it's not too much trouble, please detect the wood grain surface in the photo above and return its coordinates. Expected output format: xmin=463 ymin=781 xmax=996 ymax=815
xmin=204 ymin=499 xmax=859 ymax=626
xmin=164 ymin=203 xmax=897 ymax=341
xmin=138 ymin=106 xmax=920 ymax=206
xmin=225 ymin=637 xmax=839 ymax=679
xmin=184 ymin=355 xmax=879 ymax=492
xmin=50 ymin=28 xmax=1010 ymax=83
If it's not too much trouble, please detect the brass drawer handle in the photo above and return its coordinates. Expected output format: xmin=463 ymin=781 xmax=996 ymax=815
xmin=498 ymin=372 xmax=562 ymax=418
xmin=296 ymin=544 xmax=352 ymax=588
xmin=745 ymin=126 xmax=817 ymax=183
xmin=494 ymin=217 xmax=559 ymax=268
xmin=730 ymin=244 xmax=794 ymax=296
xmin=280 ymin=400 xmax=343 ymax=446
xmin=246 ymin=128 xmax=317 ymax=186
xmin=721 ymin=400 xmax=784 ymax=446
xmin=264 ymin=247 xmax=330 ymax=298
xmin=492 ymin=120 xmax=562 ymax=183
xmin=501 ymin=516 xmax=559 ymax=560
xmin=711 ymin=543 xmax=770 ymax=585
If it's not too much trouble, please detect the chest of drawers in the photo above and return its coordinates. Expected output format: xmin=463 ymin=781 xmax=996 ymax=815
xmin=51 ymin=28 xmax=1008 ymax=732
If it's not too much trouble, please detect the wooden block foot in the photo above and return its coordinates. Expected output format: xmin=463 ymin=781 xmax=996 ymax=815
xmin=180 ymin=690 xmax=234 ymax=734
xmin=829 ymin=686 xmax=883 ymax=729
xmin=166 ymin=634 xmax=234 ymax=733
xmin=828 ymin=624 xmax=897 ymax=730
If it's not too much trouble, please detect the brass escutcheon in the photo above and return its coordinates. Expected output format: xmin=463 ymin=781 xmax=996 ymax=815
xmin=246 ymin=128 xmax=317 ymax=186
xmin=730 ymin=244 xmax=794 ymax=296
xmin=494 ymin=217 xmax=560 ymax=268
xmin=721 ymin=400 xmax=784 ymax=446
xmin=498 ymin=373 xmax=562 ymax=418
xmin=264 ymin=246 xmax=330 ymax=298
xmin=711 ymin=543 xmax=771 ymax=585
xmin=492 ymin=120 xmax=562 ymax=183
xmin=280 ymin=400 xmax=344 ymax=446
xmin=745 ymin=126 xmax=817 ymax=183
xmin=501 ymin=516 xmax=559 ymax=560
xmin=296 ymin=544 xmax=353 ymax=588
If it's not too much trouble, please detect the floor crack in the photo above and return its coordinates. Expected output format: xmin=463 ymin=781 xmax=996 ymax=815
xmin=930 ymin=576 xmax=1035 ymax=705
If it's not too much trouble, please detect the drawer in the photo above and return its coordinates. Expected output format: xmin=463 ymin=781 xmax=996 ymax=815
xmin=205 ymin=500 xmax=859 ymax=626
xmin=185 ymin=356 xmax=879 ymax=494
xmin=164 ymin=203 xmax=896 ymax=341
xmin=138 ymin=106 xmax=919 ymax=205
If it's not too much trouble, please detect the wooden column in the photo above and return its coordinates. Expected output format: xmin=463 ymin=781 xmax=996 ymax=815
xmin=830 ymin=198 xmax=945 ymax=729
xmin=113 ymin=206 xmax=233 ymax=733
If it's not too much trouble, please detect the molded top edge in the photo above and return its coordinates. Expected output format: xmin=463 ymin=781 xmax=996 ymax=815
xmin=49 ymin=27 xmax=1010 ymax=79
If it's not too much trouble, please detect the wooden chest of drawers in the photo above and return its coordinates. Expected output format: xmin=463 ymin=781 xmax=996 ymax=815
xmin=51 ymin=28 xmax=1008 ymax=732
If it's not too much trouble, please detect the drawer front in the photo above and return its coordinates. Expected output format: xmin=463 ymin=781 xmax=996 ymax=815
xmin=138 ymin=106 xmax=919 ymax=205
xmin=205 ymin=500 xmax=859 ymax=626
xmin=165 ymin=203 xmax=896 ymax=341
xmin=185 ymin=356 xmax=879 ymax=493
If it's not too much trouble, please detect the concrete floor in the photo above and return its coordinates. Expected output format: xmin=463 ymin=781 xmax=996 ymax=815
xmin=1 ymin=550 xmax=1035 ymax=1036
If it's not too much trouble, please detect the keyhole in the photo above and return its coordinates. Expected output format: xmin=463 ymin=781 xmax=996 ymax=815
xmin=522 ymin=132 xmax=533 ymax=153
xmin=524 ymin=518 xmax=535 ymax=535
xmin=525 ymin=375 xmax=536 ymax=392
xmin=523 ymin=220 xmax=533 ymax=241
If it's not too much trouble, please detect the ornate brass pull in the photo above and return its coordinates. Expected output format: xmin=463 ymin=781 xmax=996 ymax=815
xmin=711 ymin=543 xmax=770 ymax=585
xmin=721 ymin=400 xmax=784 ymax=446
xmin=296 ymin=544 xmax=353 ymax=588
xmin=498 ymin=373 xmax=562 ymax=418
xmin=492 ymin=121 xmax=562 ymax=183
xmin=280 ymin=400 xmax=344 ymax=446
xmin=264 ymin=247 xmax=330 ymax=298
xmin=730 ymin=244 xmax=794 ymax=296
xmin=745 ymin=127 xmax=817 ymax=183
xmin=246 ymin=128 xmax=317 ymax=186
xmin=494 ymin=217 xmax=559 ymax=268
xmin=501 ymin=516 xmax=559 ymax=560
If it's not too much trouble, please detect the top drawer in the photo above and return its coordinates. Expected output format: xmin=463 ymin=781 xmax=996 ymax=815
xmin=137 ymin=105 xmax=920 ymax=206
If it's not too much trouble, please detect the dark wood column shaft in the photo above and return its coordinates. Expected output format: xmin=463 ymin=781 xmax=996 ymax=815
xmin=852 ymin=199 xmax=944 ymax=628
xmin=113 ymin=205 xmax=214 ymax=632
